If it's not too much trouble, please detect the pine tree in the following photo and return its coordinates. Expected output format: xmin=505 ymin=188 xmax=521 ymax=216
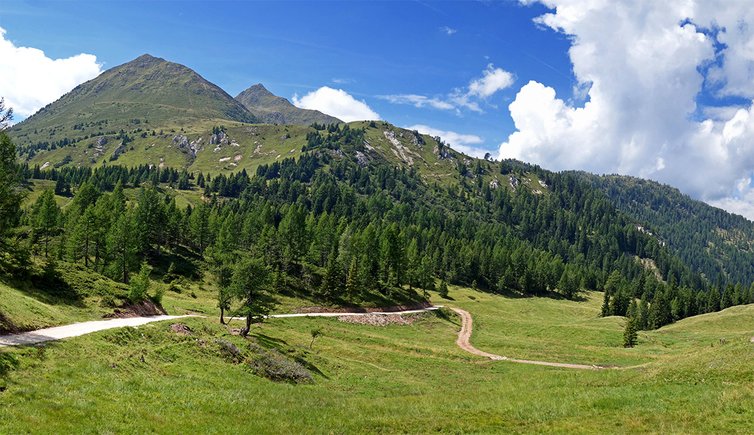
xmin=649 ymin=288 xmax=672 ymax=329
xmin=230 ymin=256 xmax=274 ymax=336
xmin=345 ymin=256 xmax=360 ymax=300
xmin=33 ymin=189 xmax=60 ymax=259
xmin=601 ymin=291 xmax=611 ymax=317
xmin=623 ymin=317 xmax=638 ymax=348
xmin=319 ymin=250 xmax=342 ymax=300
xmin=128 ymin=263 xmax=151 ymax=304
xmin=637 ymin=296 xmax=650 ymax=330
xmin=706 ymin=287 xmax=721 ymax=313
xmin=438 ymin=280 xmax=449 ymax=299
xmin=107 ymin=209 xmax=138 ymax=283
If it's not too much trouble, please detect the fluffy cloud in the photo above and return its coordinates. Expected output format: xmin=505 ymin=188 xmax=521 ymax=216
xmin=0 ymin=27 xmax=101 ymax=118
xmin=407 ymin=124 xmax=489 ymax=158
xmin=499 ymin=1 xmax=754 ymax=219
xmin=383 ymin=64 xmax=514 ymax=114
xmin=468 ymin=64 xmax=515 ymax=98
xmin=293 ymin=86 xmax=379 ymax=122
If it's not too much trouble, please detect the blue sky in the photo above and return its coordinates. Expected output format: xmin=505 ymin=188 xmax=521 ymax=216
xmin=0 ymin=0 xmax=573 ymax=156
xmin=5 ymin=1 xmax=754 ymax=219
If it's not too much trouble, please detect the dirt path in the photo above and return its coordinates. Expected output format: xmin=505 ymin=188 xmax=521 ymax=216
xmin=0 ymin=315 xmax=196 ymax=347
xmin=450 ymin=307 xmax=605 ymax=370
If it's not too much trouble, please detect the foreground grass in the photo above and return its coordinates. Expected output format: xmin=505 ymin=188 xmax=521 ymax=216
xmin=2 ymin=285 xmax=753 ymax=433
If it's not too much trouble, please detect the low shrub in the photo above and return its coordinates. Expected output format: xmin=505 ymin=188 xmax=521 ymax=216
xmin=246 ymin=343 xmax=313 ymax=384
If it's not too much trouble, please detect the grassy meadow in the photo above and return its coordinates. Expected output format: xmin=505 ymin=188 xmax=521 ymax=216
xmin=1 ymin=284 xmax=753 ymax=433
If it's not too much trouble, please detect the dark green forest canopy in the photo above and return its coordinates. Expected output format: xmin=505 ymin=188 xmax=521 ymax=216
xmin=577 ymin=173 xmax=754 ymax=286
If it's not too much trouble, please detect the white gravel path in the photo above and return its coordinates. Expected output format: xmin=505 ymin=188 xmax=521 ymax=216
xmin=0 ymin=307 xmax=443 ymax=347
xmin=0 ymin=315 xmax=195 ymax=347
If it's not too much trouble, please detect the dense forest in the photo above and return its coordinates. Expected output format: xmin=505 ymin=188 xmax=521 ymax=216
xmin=580 ymin=173 xmax=754 ymax=286
xmin=2 ymin=123 xmax=753 ymax=334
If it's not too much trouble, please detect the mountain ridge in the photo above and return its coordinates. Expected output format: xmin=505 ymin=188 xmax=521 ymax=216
xmin=235 ymin=83 xmax=341 ymax=125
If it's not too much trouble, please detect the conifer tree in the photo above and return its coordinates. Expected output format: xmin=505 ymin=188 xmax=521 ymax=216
xmin=33 ymin=189 xmax=60 ymax=259
xmin=230 ymin=256 xmax=274 ymax=336
xmin=345 ymin=256 xmax=360 ymax=300
xmin=623 ymin=317 xmax=638 ymax=348
xmin=601 ymin=291 xmax=611 ymax=317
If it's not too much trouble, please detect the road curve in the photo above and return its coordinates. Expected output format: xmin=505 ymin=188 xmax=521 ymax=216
xmin=450 ymin=307 xmax=605 ymax=370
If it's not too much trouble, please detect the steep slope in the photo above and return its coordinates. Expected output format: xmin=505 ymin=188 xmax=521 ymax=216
xmin=9 ymin=54 xmax=256 ymax=160
xmin=577 ymin=173 xmax=754 ymax=285
xmin=235 ymin=84 xmax=341 ymax=125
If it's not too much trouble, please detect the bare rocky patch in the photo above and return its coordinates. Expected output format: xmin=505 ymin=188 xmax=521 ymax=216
xmin=337 ymin=312 xmax=425 ymax=326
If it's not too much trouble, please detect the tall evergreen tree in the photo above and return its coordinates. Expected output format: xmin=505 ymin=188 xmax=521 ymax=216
xmin=32 ymin=189 xmax=60 ymax=259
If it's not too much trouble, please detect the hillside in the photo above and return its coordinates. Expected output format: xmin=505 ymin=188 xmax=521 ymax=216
xmin=5 ymin=53 xmax=754 ymax=304
xmin=1 ymin=284 xmax=752 ymax=432
xmin=577 ymin=173 xmax=754 ymax=286
xmin=8 ymin=54 xmax=256 ymax=161
xmin=236 ymin=83 xmax=341 ymax=125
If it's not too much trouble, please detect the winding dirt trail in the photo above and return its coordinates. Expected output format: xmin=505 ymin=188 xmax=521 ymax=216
xmin=451 ymin=307 xmax=605 ymax=370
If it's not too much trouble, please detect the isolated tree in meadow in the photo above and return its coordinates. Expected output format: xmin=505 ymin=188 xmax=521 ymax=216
xmin=230 ymin=256 xmax=274 ymax=337
xmin=623 ymin=317 xmax=638 ymax=348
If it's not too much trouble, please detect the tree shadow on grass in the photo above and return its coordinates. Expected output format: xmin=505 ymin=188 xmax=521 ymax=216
xmin=250 ymin=332 xmax=329 ymax=380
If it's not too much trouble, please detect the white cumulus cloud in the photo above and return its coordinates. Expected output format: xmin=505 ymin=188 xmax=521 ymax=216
xmin=0 ymin=27 xmax=101 ymax=118
xmin=499 ymin=1 xmax=754 ymax=220
xmin=407 ymin=124 xmax=489 ymax=158
xmin=468 ymin=64 xmax=515 ymax=98
xmin=293 ymin=86 xmax=379 ymax=122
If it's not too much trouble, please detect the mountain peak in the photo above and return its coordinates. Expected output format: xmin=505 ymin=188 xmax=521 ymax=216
xmin=11 ymin=54 xmax=256 ymax=143
xmin=235 ymin=83 xmax=341 ymax=125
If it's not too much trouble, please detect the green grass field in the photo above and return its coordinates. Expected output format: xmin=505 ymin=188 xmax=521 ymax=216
xmin=1 ymin=283 xmax=753 ymax=433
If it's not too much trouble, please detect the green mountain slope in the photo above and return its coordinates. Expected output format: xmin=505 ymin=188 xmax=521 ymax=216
xmin=6 ymin=53 xmax=754 ymax=290
xmin=235 ymin=83 xmax=341 ymax=125
xmin=8 ymin=54 xmax=256 ymax=160
xmin=577 ymin=173 xmax=754 ymax=285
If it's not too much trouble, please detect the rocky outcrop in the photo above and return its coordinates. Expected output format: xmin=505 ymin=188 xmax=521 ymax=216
xmin=173 ymin=134 xmax=203 ymax=157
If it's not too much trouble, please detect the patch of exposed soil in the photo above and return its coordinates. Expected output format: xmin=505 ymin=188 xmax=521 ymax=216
xmin=0 ymin=313 xmax=19 ymax=335
xmin=105 ymin=300 xmax=166 ymax=319
xmin=170 ymin=323 xmax=192 ymax=335
xmin=295 ymin=301 xmax=431 ymax=314
xmin=337 ymin=313 xmax=425 ymax=326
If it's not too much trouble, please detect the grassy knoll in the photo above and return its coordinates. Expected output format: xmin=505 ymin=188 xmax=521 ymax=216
xmin=1 ymin=284 xmax=753 ymax=433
